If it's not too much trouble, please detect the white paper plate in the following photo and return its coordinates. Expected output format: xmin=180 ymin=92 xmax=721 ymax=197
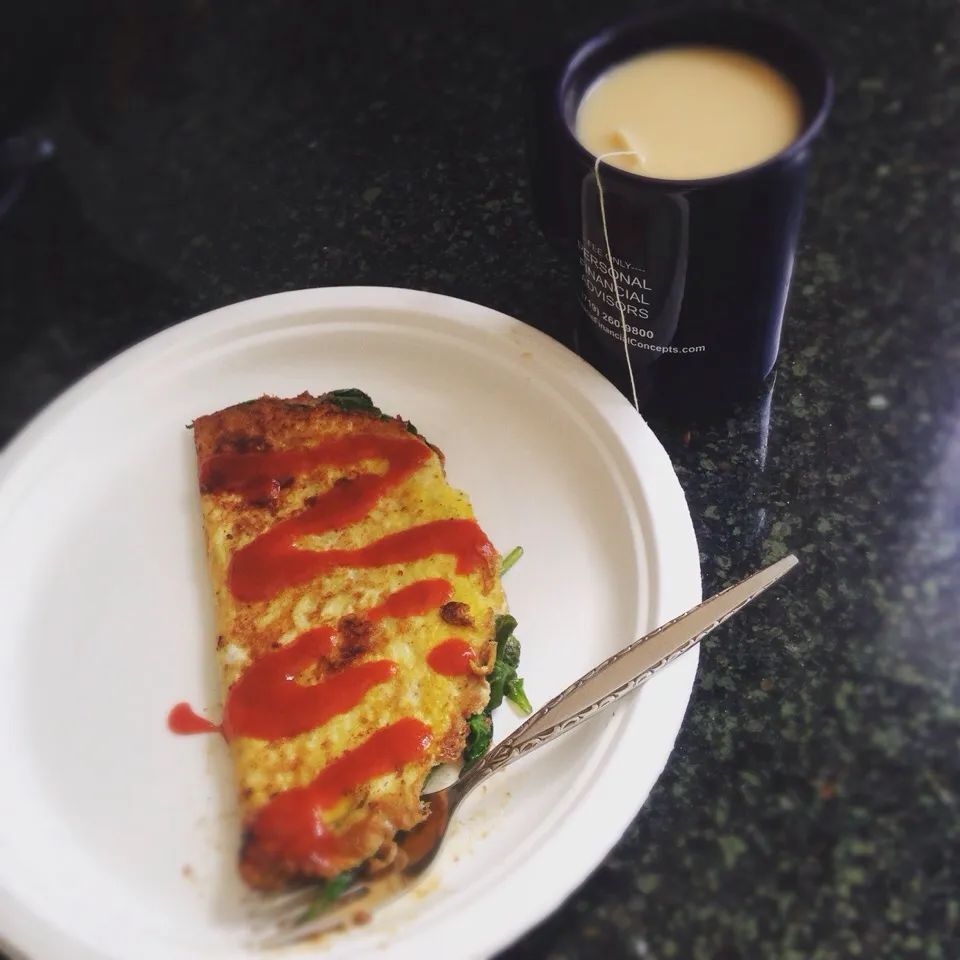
xmin=0 ymin=287 xmax=700 ymax=960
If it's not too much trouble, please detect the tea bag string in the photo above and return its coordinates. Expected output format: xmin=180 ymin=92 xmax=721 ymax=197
xmin=593 ymin=147 xmax=644 ymax=413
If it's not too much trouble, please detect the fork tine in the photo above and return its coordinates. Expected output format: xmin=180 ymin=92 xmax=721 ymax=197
xmin=252 ymin=871 xmax=418 ymax=949
xmin=251 ymin=883 xmax=366 ymax=930
xmin=251 ymin=786 xmax=457 ymax=947
xmin=245 ymin=887 xmax=317 ymax=918
xmin=250 ymin=881 xmax=370 ymax=934
xmin=253 ymin=894 xmax=367 ymax=949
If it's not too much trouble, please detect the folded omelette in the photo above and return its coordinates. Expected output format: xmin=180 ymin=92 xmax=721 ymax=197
xmin=191 ymin=389 xmax=510 ymax=890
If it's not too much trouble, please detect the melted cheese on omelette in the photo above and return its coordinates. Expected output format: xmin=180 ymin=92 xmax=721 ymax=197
xmin=192 ymin=392 xmax=505 ymax=889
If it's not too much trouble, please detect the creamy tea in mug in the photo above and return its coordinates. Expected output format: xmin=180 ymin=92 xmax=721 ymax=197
xmin=526 ymin=10 xmax=833 ymax=417
xmin=574 ymin=46 xmax=803 ymax=180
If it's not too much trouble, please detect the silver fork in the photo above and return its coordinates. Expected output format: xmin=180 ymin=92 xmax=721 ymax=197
xmin=252 ymin=554 xmax=799 ymax=949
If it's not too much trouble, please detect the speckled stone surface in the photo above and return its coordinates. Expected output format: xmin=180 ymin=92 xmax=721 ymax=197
xmin=1 ymin=0 xmax=958 ymax=957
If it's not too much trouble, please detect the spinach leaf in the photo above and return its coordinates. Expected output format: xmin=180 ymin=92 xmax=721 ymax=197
xmin=492 ymin=615 xmax=532 ymax=715
xmin=462 ymin=612 xmax=533 ymax=769
xmin=500 ymin=634 xmax=521 ymax=669
xmin=486 ymin=658 xmax=510 ymax=711
xmin=323 ymin=388 xmax=383 ymax=415
xmin=321 ymin=388 xmax=427 ymax=444
xmin=298 ymin=867 xmax=360 ymax=923
xmin=463 ymin=713 xmax=493 ymax=765
xmin=505 ymin=676 xmax=532 ymax=713
xmin=494 ymin=614 xmax=518 ymax=650
xmin=500 ymin=546 xmax=523 ymax=575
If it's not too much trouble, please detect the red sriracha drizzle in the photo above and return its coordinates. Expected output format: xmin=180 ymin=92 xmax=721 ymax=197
xmin=244 ymin=718 xmax=432 ymax=871
xmin=167 ymin=702 xmax=222 ymax=736
xmin=230 ymin=517 xmax=493 ymax=605
xmin=427 ymin=638 xmax=478 ymax=677
xmin=366 ymin=578 xmax=453 ymax=620
xmin=172 ymin=578 xmax=459 ymax=742
xmin=197 ymin=434 xmax=494 ymax=604
xmin=221 ymin=627 xmax=397 ymax=741
xmin=172 ymin=430 xmax=495 ymax=876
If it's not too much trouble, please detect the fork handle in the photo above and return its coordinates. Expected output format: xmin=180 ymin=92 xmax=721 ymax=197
xmin=459 ymin=555 xmax=798 ymax=793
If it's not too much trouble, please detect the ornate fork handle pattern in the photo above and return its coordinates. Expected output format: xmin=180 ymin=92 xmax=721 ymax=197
xmin=469 ymin=630 xmax=699 ymax=783
xmin=461 ymin=554 xmax=799 ymax=792
xmin=256 ymin=555 xmax=798 ymax=949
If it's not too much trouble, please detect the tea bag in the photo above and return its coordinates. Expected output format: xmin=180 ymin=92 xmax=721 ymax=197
xmin=592 ymin=138 xmax=647 ymax=413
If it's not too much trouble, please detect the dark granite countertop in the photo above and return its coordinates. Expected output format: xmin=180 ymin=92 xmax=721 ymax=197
xmin=1 ymin=0 xmax=958 ymax=957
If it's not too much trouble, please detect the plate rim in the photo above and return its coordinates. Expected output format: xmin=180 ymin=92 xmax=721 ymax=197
xmin=0 ymin=286 xmax=702 ymax=960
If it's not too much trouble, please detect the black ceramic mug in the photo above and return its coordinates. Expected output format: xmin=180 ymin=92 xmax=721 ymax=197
xmin=526 ymin=8 xmax=832 ymax=418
